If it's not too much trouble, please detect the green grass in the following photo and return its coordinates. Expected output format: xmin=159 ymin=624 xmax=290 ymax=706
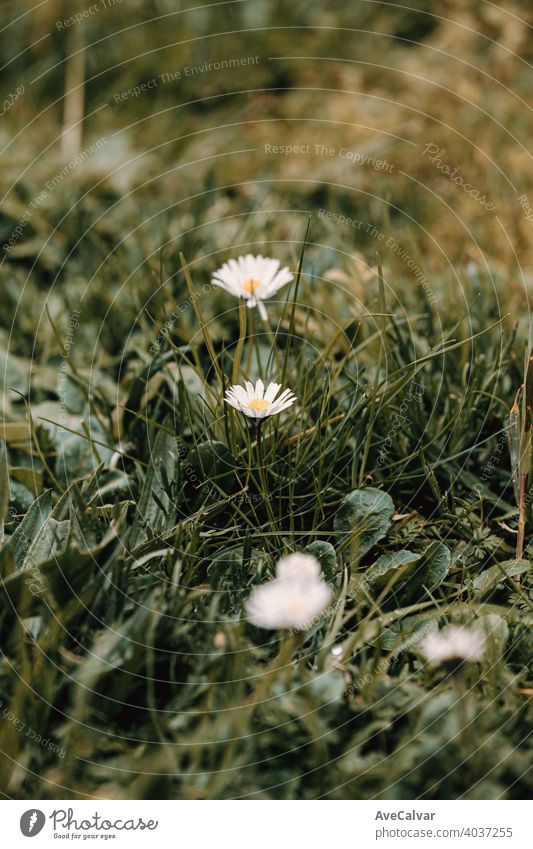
xmin=0 ymin=0 xmax=532 ymax=800
xmin=0 ymin=239 xmax=531 ymax=799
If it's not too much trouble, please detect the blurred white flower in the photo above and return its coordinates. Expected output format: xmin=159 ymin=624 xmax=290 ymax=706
xmin=276 ymin=552 xmax=322 ymax=582
xmin=225 ymin=379 xmax=296 ymax=420
xmin=211 ymin=254 xmax=293 ymax=319
xmin=245 ymin=552 xmax=332 ymax=630
xmin=420 ymin=625 xmax=486 ymax=665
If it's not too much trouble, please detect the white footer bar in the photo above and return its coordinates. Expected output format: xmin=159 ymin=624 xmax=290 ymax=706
xmin=3 ymin=800 xmax=529 ymax=848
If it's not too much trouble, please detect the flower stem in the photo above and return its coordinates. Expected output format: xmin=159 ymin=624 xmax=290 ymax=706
xmin=245 ymin=306 xmax=254 ymax=375
xmin=256 ymin=420 xmax=278 ymax=531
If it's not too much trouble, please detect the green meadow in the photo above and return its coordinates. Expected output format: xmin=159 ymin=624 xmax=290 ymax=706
xmin=0 ymin=0 xmax=531 ymax=799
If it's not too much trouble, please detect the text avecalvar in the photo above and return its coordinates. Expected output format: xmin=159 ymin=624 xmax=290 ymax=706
xmin=375 ymin=811 xmax=435 ymax=821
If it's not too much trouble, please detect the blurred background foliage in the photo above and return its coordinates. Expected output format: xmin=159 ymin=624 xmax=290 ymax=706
xmin=0 ymin=0 xmax=532 ymax=800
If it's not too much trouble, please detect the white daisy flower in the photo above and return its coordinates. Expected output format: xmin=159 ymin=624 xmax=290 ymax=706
xmin=211 ymin=254 xmax=293 ymax=320
xmin=420 ymin=625 xmax=486 ymax=665
xmin=225 ymin=379 xmax=296 ymax=420
xmin=245 ymin=554 xmax=332 ymax=631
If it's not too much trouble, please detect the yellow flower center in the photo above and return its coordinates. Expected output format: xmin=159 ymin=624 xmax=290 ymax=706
xmin=243 ymin=277 xmax=262 ymax=294
xmin=247 ymin=398 xmax=270 ymax=410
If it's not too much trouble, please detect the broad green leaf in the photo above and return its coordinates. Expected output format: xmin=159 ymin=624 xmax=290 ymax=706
xmin=33 ymin=402 xmax=113 ymax=486
xmin=390 ymin=615 xmax=439 ymax=657
xmin=402 ymin=541 xmax=451 ymax=603
xmin=334 ymin=487 xmax=394 ymax=557
xmin=9 ymin=479 xmax=34 ymax=514
xmin=25 ymin=518 xmax=70 ymax=566
xmin=366 ymin=549 xmax=421 ymax=590
xmin=305 ymin=540 xmax=338 ymax=580
xmin=2 ymin=490 xmax=52 ymax=574
xmin=472 ymin=559 xmax=529 ymax=598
